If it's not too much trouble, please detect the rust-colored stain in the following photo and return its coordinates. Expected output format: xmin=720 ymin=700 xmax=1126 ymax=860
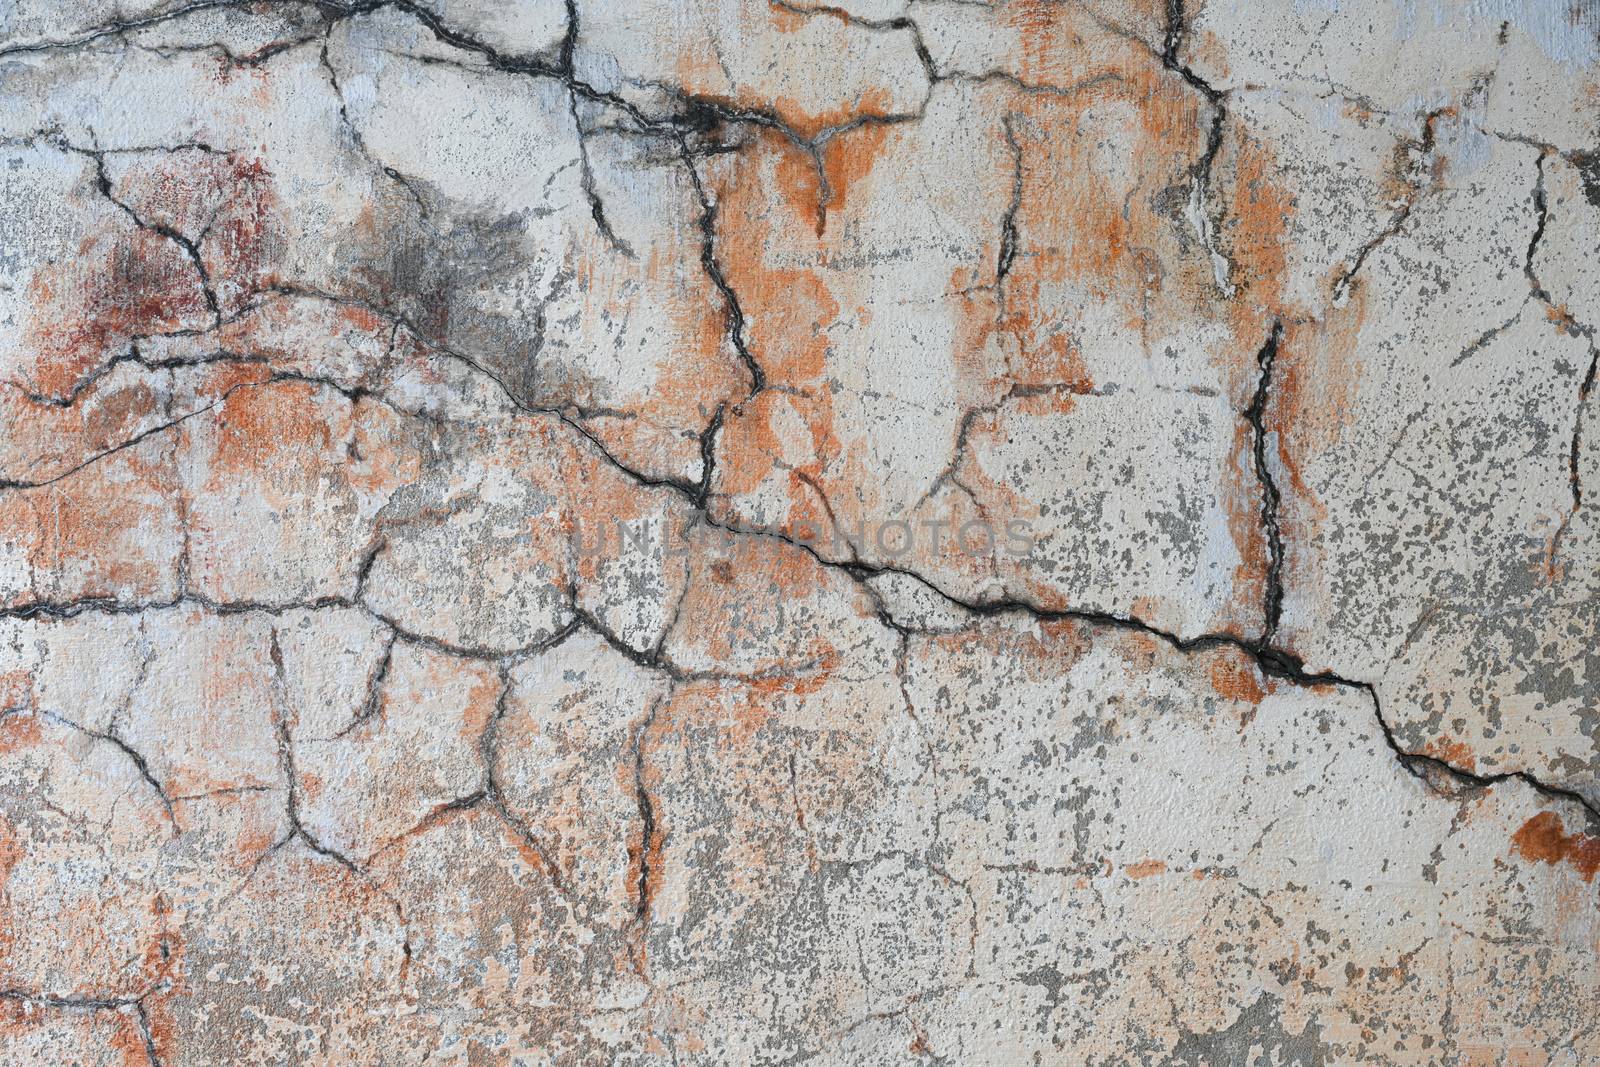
xmin=2 ymin=1 xmax=1598 ymax=1063
xmin=1511 ymin=812 xmax=1600 ymax=882
xmin=22 ymin=221 xmax=209 ymax=396
xmin=1208 ymin=652 xmax=1267 ymax=708
xmin=1125 ymin=858 xmax=1167 ymax=879
xmin=1420 ymin=736 xmax=1479 ymax=773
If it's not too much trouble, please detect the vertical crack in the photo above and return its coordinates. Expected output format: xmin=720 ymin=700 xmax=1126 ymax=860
xmin=1572 ymin=347 xmax=1598 ymax=510
xmin=478 ymin=660 xmax=575 ymax=896
xmin=1549 ymin=340 xmax=1598 ymax=570
xmin=675 ymin=131 xmax=767 ymax=402
xmin=319 ymin=36 xmax=431 ymax=219
xmin=1161 ymin=0 xmax=1233 ymax=295
xmin=562 ymin=0 xmax=635 ymax=258
xmin=1244 ymin=322 xmax=1286 ymax=643
xmin=267 ymin=628 xmax=361 ymax=874
xmin=331 ymin=630 xmax=396 ymax=740
xmin=1524 ymin=150 xmax=1552 ymax=303
xmin=1524 ymin=149 xmax=1599 ymax=572
xmin=996 ymin=113 xmax=1023 ymax=300
xmin=626 ymin=690 xmax=665 ymax=980
xmin=631 ymin=703 xmax=660 ymax=921
xmin=133 ymin=1001 xmax=164 ymax=1067
xmin=695 ymin=403 xmax=726 ymax=509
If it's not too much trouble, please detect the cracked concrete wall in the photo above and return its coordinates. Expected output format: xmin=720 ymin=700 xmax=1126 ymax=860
xmin=0 ymin=0 xmax=1597 ymax=1063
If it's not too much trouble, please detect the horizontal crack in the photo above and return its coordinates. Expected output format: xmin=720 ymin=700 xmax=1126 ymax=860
xmin=3 ymin=0 xmax=1592 ymax=872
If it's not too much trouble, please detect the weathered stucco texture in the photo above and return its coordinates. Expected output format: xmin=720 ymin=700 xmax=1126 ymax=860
xmin=2 ymin=0 xmax=1599 ymax=1063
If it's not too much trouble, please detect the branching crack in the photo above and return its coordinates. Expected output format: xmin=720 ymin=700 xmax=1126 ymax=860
xmin=43 ymin=711 xmax=180 ymax=834
xmin=1161 ymin=0 xmax=1234 ymax=295
xmin=843 ymin=563 xmax=1600 ymax=825
xmin=3 ymin=6 xmax=1597 ymax=1006
xmin=268 ymin=627 xmax=363 ymax=875
xmin=1331 ymin=107 xmax=1446 ymax=306
xmin=0 ymin=987 xmax=168 ymax=1066
xmin=563 ymin=0 xmax=635 ymax=258
xmin=332 ymin=630 xmax=397 ymax=739
xmin=80 ymin=148 xmax=222 ymax=329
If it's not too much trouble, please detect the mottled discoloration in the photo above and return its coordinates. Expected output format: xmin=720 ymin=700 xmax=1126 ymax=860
xmin=1 ymin=0 xmax=1597 ymax=1063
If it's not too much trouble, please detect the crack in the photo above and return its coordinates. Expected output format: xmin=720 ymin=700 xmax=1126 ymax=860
xmin=478 ymin=661 xmax=574 ymax=896
xmin=0 ymin=989 xmax=146 ymax=1010
xmin=791 ymin=467 xmax=861 ymax=565
xmin=675 ymin=130 xmax=767 ymax=403
xmin=170 ymin=784 xmax=273 ymax=802
xmin=14 ymin=341 xmax=269 ymax=410
xmin=1362 ymin=681 xmax=1600 ymax=827
xmin=129 ymin=28 xmax=323 ymax=69
xmin=0 ymin=0 xmax=261 ymax=59
xmin=3 ymin=361 xmax=419 ymax=492
xmin=569 ymin=599 xmax=829 ymax=688
xmin=1521 ymin=148 xmax=1600 ymax=574
xmin=694 ymin=403 xmax=726 ymax=509
xmin=7 ymin=253 xmax=1592 ymax=819
xmin=2 ymin=131 xmax=226 ymax=156
xmin=1331 ymin=107 xmax=1446 ymax=307
xmin=651 ymin=553 xmax=698 ymax=664
xmin=940 ymin=68 xmax=1124 ymax=100
xmin=917 ymin=381 xmax=1099 ymax=516
xmin=40 ymin=711 xmax=180 ymax=835
xmin=6 ymin=0 xmax=1594 ymax=856
xmin=627 ymin=691 xmax=665 ymax=977
xmin=133 ymin=1001 xmax=164 ymax=1067
xmin=455 ymin=370 xmax=1549 ymax=830
xmin=267 ymin=627 xmax=366 ymax=875
xmin=319 ymin=36 xmax=433 ymax=220
xmin=763 ymin=0 xmax=944 ymax=152
xmin=787 ymin=750 xmax=821 ymax=868
xmin=80 ymin=146 xmax=222 ymax=329
xmin=0 ymin=984 xmax=170 ymax=1065
xmin=331 ymin=630 xmax=397 ymax=739
xmin=562 ymin=0 xmax=635 ymax=258
xmin=356 ymin=602 xmax=576 ymax=662
xmin=1549 ymin=339 xmax=1599 ymax=571
xmin=366 ymin=789 xmax=489 ymax=862
xmin=1524 ymin=149 xmax=1554 ymax=305
xmin=995 ymin=113 xmax=1023 ymax=297
xmin=1449 ymin=299 xmax=1528 ymax=369
xmin=1160 ymin=0 xmax=1233 ymax=295
xmin=3 ymin=0 xmax=676 ymax=253
xmin=1243 ymin=322 xmax=1286 ymax=643
xmin=857 ymin=561 xmax=1600 ymax=824
xmin=0 ymin=377 xmax=262 ymax=492
xmin=1 ymin=590 xmax=358 ymax=623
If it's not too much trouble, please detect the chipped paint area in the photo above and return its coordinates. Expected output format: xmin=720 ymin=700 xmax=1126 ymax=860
xmin=0 ymin=0 xmax=1597 ymax=1063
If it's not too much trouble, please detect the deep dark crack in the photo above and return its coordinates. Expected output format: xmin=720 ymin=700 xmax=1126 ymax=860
xmin=1244 ymin=322 xmax=1286 ymax=643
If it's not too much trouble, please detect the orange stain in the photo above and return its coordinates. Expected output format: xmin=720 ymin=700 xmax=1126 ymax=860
xmin=1208 ymin=652 xmax=1266 ymax=706
xmin=22 ymin=224 xmax=210 ymax=396
xmin=1125 ymin=859 xmax=1167 ymax=879
xmin=1419 ymin=736 xmax=1478 ymax=773
xmin=1221 ymin=417 xmax=1271 ymax=635
xmin=1511 ymin=811 xmax=1600 ymax=882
